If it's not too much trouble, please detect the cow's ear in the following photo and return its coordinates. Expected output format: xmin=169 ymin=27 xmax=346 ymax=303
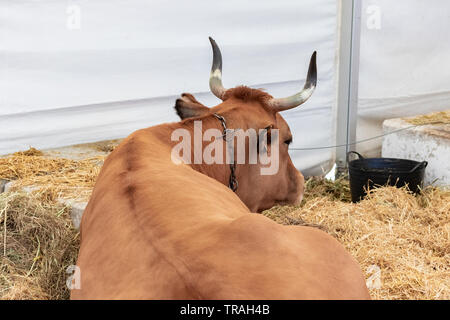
xmin=175 ymin=93 xmax=210 ymax=120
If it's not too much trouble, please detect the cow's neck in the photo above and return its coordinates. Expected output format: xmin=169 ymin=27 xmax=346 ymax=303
xmin=189 ymin=115 xmax=232 ymax=189
xmin=155 ymin=115 xmax=233 ymax=189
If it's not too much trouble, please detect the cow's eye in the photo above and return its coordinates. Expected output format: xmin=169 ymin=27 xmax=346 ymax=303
xmin=284 ymin=138 xmax=292 ymax=145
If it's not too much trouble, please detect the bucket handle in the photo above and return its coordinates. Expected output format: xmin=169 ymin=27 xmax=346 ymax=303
xmin=346 ymin=151 xmax=364 ymax=164
xmin=409 ymin=161 xmax=428 ymax=173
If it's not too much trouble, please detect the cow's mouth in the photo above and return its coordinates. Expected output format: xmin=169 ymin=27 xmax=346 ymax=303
xmin=255 ymin=199 xmax=291 ymax=213
xmin=263 ymin=194 xmax=303 ymax=212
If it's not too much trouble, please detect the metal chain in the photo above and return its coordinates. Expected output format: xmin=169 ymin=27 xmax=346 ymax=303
xmin=213 ymin=113 xmax=238 ymax=192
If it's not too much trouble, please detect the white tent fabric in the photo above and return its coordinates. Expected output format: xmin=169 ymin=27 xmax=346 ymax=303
xmin=0 ymin=0 xmax=338 ymax=176
xmin=357 ymin=0 xmax=450 ymax=157
xmin=2 ymin=0 xmax=449 ymax=176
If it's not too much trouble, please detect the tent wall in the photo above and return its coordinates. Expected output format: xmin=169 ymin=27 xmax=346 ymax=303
xmin=3 ymin=1 xmax=448 ymax=175
xmin=0 ymin=0 xmax=339 ymax=176
xmin=357 ymin=0 xmax=450 ymax=157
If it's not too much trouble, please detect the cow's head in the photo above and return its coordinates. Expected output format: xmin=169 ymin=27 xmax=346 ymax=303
xmin=174 ymin=37 xmax=316 ymax=212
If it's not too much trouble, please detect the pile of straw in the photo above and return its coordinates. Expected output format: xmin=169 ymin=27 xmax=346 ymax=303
xmin=0 ymin=151 xmax=105 ymax=202
xmin=0 ymin=148 xmax=449 ymax=299
xmin=0 ymin=191 xmax=79 ymax=299
xmin=404 ymin=110 xmax=450 ymax=125
xmin=264 ymin=179 xmax=450 ymax=300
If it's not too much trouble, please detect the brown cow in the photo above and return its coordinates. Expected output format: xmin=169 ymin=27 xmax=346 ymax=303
xmin=71 ymin=38 xmax=370 ymax=299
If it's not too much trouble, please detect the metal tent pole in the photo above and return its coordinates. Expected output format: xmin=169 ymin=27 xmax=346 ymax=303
xmin=335 ymin=0 xmax=362 ymax=177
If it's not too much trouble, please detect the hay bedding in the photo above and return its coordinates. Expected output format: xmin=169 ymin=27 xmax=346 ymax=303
xmin=404 ymin=110 xmax=450 ymax=126
xmin=0 ymin=148 xmax=449 ymax=300
xmin=0 ymin=191 xmax=79 ymax=299
xmin=264 ymin=180 xmax=450 ymax=300
xmin=0 ymin=150 xmax=105 ymax=202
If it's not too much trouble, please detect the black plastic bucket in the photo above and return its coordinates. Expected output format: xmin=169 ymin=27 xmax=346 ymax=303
xmin=347 ymin=151 xmax=428 ymax=203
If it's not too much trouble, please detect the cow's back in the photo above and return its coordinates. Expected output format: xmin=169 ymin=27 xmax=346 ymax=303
xmin=72 ymin=129 xmax=248 ymax=299
xmin=72 ymin=133 xmax=194 ymax=299
xmin=72 ymin=129 xmax=369 ymax=300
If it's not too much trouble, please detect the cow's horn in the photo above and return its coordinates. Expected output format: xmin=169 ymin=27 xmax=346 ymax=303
xmin=209 ymin=37 xmax=227 ymax=100
xmin=267 ymin=51 xmax=317 ymax=112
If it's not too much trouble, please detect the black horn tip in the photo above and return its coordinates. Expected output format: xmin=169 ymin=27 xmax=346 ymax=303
xmin=209 ymin=36 xmax=217 ymax=47
xmin=306 ymin=51 xmax=317 ymax=88
xmin=209 ymin=36 xmax=222 ymax=71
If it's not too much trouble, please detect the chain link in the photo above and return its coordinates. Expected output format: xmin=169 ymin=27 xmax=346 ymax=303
xmin=213 ymin=113 xmax=238 ymax=192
